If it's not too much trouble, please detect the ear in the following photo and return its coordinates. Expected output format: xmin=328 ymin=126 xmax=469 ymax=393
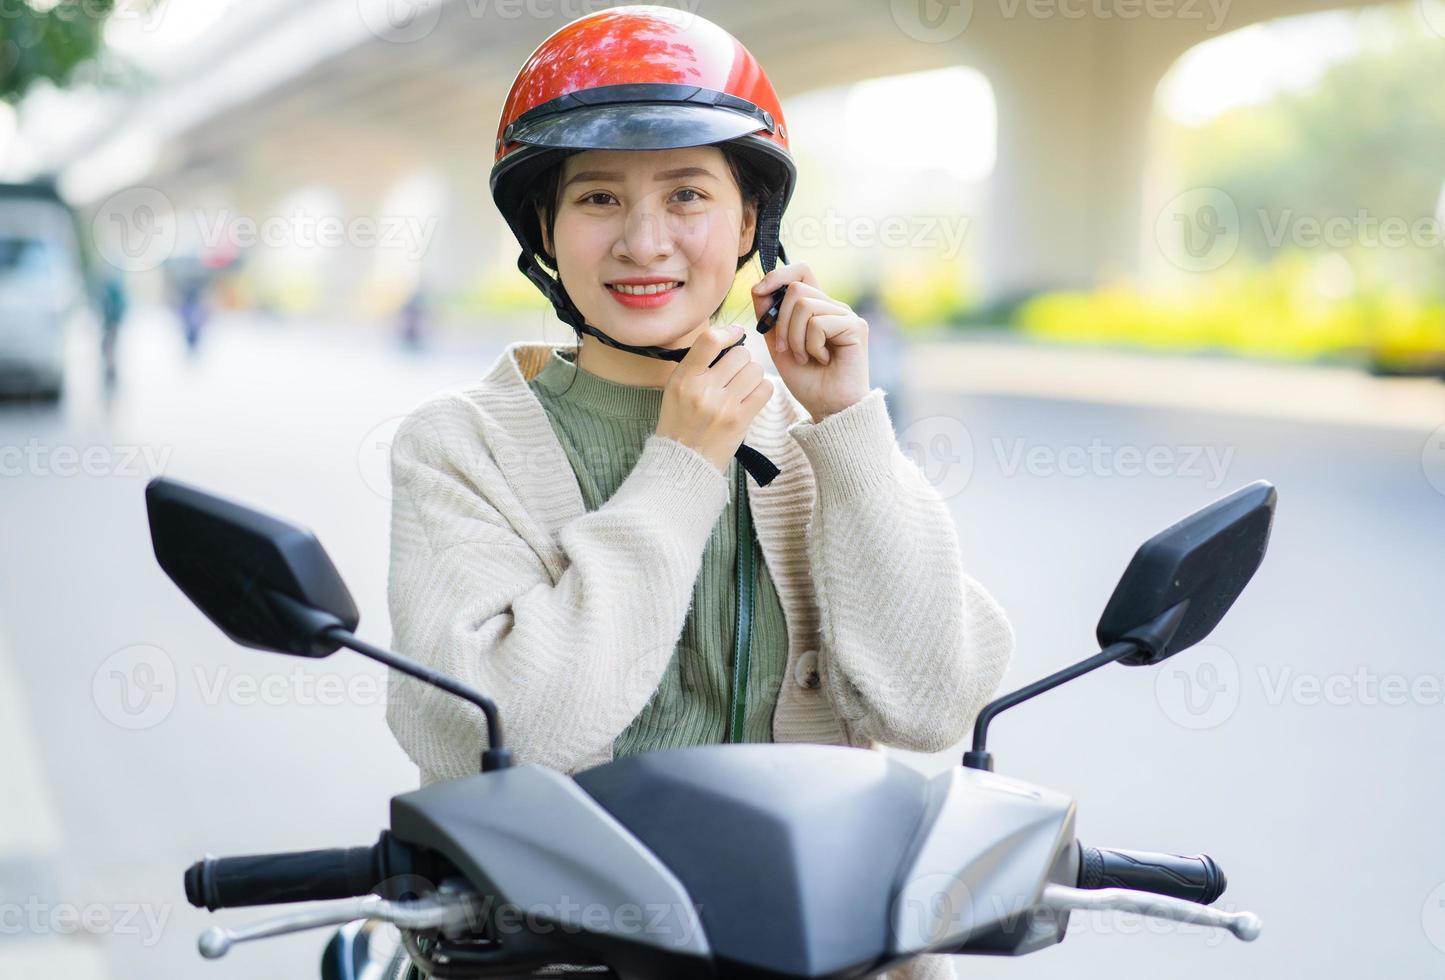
xmin=737 ymin=198 xmax=758 ymax=258
xmin=534 ymin=202 xmax=553 ymax=258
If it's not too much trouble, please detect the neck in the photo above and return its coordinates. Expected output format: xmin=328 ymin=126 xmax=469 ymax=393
xmin=574 ymin=324 xmax=713 ymax=387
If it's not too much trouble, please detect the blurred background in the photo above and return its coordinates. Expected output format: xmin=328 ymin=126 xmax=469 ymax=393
xmin=2 ymin=0 xmax=1444 ymax=977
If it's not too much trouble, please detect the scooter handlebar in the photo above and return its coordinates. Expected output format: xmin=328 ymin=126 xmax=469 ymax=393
xmin=184 ymin=832 xmax=438 ymax=910
xmin=1076 ymin=845 xmax=1228 ymax=905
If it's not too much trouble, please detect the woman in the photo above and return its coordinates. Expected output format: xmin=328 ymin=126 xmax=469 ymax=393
xmin=385 ymin=8 xmax=1014 ymax=978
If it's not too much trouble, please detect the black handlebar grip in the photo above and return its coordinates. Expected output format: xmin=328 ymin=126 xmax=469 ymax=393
xmin=185 ymin=845 xmax=382 ymax=910
xmin=1076 ymin=845 xmax=1228 ymax=905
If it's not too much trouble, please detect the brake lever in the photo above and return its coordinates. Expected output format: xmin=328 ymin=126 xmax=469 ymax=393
xmin=1039 ymin=884 xmax=1262 ymax=941
xmin=197 ymin=892 xmax=478 ymax=958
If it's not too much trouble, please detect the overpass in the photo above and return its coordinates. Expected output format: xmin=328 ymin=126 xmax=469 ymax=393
xmin=44 ymin=0 xmax=1390 ymax=314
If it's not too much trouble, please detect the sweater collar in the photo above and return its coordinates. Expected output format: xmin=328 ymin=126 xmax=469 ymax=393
xmin=531 ymin=348 xmax=665 ymax=420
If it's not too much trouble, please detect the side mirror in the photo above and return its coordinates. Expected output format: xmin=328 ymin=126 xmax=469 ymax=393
xmin=145 ymin=477 xmax=359 ymax=657
xmin=964 ymin=479 xmax=1277 ymax=772
xmin=144 ymin=476 xmax=515 ymax=771
xmin=1097 ymin=479 xmax=1276 ymax=666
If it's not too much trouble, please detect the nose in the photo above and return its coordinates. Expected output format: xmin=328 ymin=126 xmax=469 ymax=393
xmin=612 ymin=192 xmax=678 ymax=266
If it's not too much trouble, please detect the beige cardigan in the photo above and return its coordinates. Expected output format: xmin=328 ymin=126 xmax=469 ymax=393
xmin=385 ymin=340 xmax=1016 ymax=980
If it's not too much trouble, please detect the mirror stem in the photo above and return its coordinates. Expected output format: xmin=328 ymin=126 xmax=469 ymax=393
xmin=321 ymin=627 xmax=513 ymax=773
xmin=963 ymin=640 xmax=1141 ymax=771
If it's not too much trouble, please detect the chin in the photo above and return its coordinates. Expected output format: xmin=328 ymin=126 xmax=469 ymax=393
xmin=597 ymin=313 xmax=707 ymax=350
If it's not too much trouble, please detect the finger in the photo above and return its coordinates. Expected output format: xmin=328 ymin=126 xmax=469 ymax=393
xmin=808 ymin=292 xmax=853 ymax=316
xmin=740 ymin=374 xmax=774 ymax=409
xmin=805 ymin=315 xmax=830 ymax=364
xmin=755 ymin=279 xmax=793 ymax=336
xmin=752 ymin=262 xmax=814 ymax=327
xmin=773 ymin=282 xmax=804 ymax=352
xmin=774 ymin=279 xmax=841 ymax=307
xmin=786 ymin=299 xmax=816 ymax=364
xmin=753 ymin=260 xmax=818 ymax=294
xmin=710 ymin=342 xmax=754 ymax=386
xmin=784 ymin=302 xmax=854 ymax=365
xmin=677 ymin=324 xmax=741 ymax=378
xmin=751 ymin=261 xmax=806 ymax=298
xmin=817 ymin=313 xmax=869 ymax=358
xmin=812 ymin=312 xmax=866 ymax=346
xmin=772 ymin=284 xmax=846 ymax=352
xmin=725 ymin=359 xmax=764 ymax=397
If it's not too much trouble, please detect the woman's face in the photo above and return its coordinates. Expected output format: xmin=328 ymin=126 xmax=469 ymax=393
xmin=539 ymin=146 xmax=756 ymax=349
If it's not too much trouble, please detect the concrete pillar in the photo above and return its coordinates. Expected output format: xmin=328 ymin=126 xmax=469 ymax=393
xmin=975 ymin=20 xmax=1178 ymax=301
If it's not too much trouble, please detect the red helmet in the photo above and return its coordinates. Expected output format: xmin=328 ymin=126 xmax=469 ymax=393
xmin=489 ymin=5 xmax=795 ymax=375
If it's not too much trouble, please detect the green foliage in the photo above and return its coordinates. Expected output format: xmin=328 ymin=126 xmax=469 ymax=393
xmin=1016 ymin=256 xmax=1445 ymax=367
xmin=1018 ymin=4 xmax=1445 ymax=364
xmin=0 ymin=0 xmax=116 ymax=103
xmin=1165 ymin=5 xmax=1445 ymax=293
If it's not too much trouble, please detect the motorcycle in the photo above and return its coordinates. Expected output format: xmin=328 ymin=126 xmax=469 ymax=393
xmin=144 ymin=475 xmax=1275 ymax=979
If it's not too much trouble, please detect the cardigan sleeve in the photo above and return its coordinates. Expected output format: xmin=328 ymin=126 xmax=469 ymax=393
xmin=385 ymin=396 xmax=729 ymax=783
xmin=786 ymin=387 xmax=1015 ymax=754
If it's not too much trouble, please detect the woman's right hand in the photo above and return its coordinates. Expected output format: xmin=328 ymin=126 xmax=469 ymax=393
xmin=655 ymin=324 xmax=773 ymax=474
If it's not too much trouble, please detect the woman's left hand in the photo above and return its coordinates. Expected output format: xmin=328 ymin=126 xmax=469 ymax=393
xmin=751 ymin=262 xmax=870 ymax=423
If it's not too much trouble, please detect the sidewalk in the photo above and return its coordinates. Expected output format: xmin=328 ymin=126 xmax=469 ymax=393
xmin=0 ymin=621 xmax=110 ymax=979
xmin=905 ymin=338 xmax=1445 ymax=433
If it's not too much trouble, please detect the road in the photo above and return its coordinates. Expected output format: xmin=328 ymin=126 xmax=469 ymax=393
xmin=2 ymin=310 xmax=1443 ymax=978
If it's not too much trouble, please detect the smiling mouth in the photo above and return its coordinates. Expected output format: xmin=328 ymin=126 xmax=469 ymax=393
xmin=606 ymin=281 xmax=684 ymax=296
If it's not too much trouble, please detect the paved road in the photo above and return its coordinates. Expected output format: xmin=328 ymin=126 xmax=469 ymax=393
xmin=2 ymin=311 xmax=1443 ymax=978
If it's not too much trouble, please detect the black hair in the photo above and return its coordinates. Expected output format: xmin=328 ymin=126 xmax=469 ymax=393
xmin=521 ymin=143 xmax=775 ymax=398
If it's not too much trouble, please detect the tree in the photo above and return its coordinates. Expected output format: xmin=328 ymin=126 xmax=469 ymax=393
xmin=1166 ymin=4 xmax=1445 ymax=297
xmin=0 ymin=0 xmax=116 ymax=104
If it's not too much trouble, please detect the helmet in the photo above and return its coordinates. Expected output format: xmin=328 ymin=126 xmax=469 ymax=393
xmin=489 ymin=5 xmax=795 ymax=368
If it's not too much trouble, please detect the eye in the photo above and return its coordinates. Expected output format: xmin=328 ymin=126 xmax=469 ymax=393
xmin=672 ymin=187 xmax=705 ymax=204
xmin=579 ymin=191 xmax=616 ymax=206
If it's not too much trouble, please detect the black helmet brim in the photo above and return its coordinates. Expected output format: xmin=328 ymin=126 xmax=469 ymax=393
xmin=506 ymin=100 xmax=768 ymax=154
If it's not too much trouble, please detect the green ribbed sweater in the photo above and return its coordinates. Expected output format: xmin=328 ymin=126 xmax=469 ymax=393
xmin=528 ymin=348 xmax=788 ymax=757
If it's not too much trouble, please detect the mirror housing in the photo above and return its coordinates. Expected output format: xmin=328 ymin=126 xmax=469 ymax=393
xmin=1098 ymin=480 xmax=1275 ymax=666
xmin=145 ymin=477 xmax=359 ymax=657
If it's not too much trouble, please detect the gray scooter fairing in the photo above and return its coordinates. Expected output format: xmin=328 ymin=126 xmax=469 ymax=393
xmin=391 ymin=743 xmax=1075 ymax=978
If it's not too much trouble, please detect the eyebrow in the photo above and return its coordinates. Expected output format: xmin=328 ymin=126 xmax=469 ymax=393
xmin=562 ymin=166 xmax=720 ymax=189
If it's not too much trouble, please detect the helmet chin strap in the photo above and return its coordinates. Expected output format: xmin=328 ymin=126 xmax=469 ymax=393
xmin=519 ymin=196 xmax=790 ymax=487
